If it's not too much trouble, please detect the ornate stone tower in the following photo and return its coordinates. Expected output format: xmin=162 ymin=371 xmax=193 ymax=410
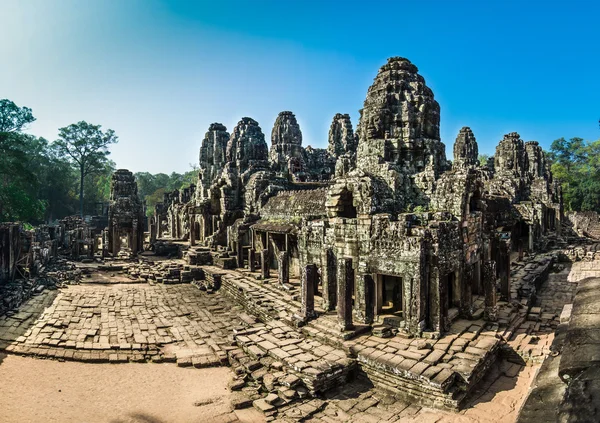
xmin=453 ymin=127 xmax=479 ymax=169
xmin=226 ymin=117 xmax=269 ymax=173
xmin=269 ymin=111 xmax=304 ymax=175
xmin=328 ymin=113 xmax=356 ymax=157
xmin=494 ymin=132 xmax=526 ymax=177
xmin=197 ymin=123 xmax=230 ymax=200
xmin=355 ymin=57 xmax=447 ymax=210
xmin=107 ymin=169 xmax=145 ymax=256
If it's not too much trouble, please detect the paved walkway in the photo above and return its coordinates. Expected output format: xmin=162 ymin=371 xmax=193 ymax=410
xmin=0 ymin=283 xmax=243 ymax=366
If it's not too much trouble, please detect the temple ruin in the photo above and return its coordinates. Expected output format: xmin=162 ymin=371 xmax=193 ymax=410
xmin=157 ymin=57 xmax=562 ymax=338
xmin=106 ymin=169 xmax=145 ymax=257
xmin=2 ymin=57 xmax=589 ymax=420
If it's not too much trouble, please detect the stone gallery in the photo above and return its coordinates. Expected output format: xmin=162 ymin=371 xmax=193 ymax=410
xmin=3 ymin=57 xmax=594 ymax=422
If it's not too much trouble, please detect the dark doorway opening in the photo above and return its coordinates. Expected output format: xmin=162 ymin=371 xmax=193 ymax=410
xmin=339 ymin=189 xmax=357 ymax=218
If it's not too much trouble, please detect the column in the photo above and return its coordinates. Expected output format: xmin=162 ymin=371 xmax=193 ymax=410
xmin=356 ymin=274 xmax=374 ymax=325
xmin=528 ymin=224 xmax=534 ymax=252
xmin=132 ymin=220 xmax=138 ymax=255
xmin=189 ymin=215 xmax=196 ymax=246
xmin=249 ymin=249 xmax=256 ymax=272
xmin=483 ymin=260 xmax=498 ymax=321
xmin=301 ymin=264 xmax=317 ymax=320
xmin=499 ymin=241 xmax=510 ymax=300
xmin=277 ymin=251 xmax=289 ymax=285
xmin=337 ymin=257 xmax=354 ymax=331
xmin=261 ymin=249 xmax=270 ymax=279
xmin=460 ymin=265 xmax=472 ymax=318
xmin=321 ymin=249 xmax=336 ymax=311
xmin=236 ymin=238 xmax=243 ymax=269
xmin=112 ymin=225 xmax=119 ymax=256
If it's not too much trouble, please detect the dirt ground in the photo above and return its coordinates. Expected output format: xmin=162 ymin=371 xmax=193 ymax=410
xmin=0 ymin=351 xmax=537 ymax=423
xmin=0 ymin=354 xmax=264 ymax=423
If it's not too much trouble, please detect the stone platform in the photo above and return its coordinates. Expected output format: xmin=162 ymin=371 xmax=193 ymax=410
xmin=209 ymin=261 xmax=561 ymax=410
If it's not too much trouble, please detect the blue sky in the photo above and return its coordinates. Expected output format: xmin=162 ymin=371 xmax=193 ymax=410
xmin=1 ymin=0 xmax=598 ymax=173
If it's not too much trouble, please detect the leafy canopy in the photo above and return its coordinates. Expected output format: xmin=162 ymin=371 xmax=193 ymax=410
xmin=0 ymin=99 xmax=36 ymax=132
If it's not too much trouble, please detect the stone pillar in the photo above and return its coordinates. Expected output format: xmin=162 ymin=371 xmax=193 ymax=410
xmin=356 ymin=274 xmax=374 ymax=324
xmin=149 ymin=217 xmax=157 ymax=244
xmin=249 ymin=248 xmax=256 ymax=272
xmin=236 ymin=240 xmax=243 ymax=269
xmin=460 ymin=265 xmax=473 ymax=319
xmin=277 ymin=251 xmax=289 ymax=285
xmin=189 ymin=215 xmax=196 ymax=246
xmin=112 ymin=225 xmax=119 ymax=256
xmin=528 ymin=225 xmax=534 ymax=252
xmin=337 ymin=257 xmax=354 ymax=331
xmin=499 ymin=241 xmax=510 ymax=300
xmin=429 ymin=264 xmax=444 ymax=333
xmin=261 ymin=249 xmax=270 ymax=279
xmin=132 ymin=220 xmax=138 ymax=255
xmin=483 ymin=260 xmax=498 ymax=321
xmin=301 ymin=264 xmax=317 ymax=320
xmin=321 ymin=249 xmax=336 ymax=311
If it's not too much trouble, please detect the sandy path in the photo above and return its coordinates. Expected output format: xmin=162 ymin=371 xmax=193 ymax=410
xmin=0 ymin=354 xmax=262 ymax=423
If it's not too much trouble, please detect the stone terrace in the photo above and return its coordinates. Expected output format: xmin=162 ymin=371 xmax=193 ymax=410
xmin=209 ymin=252 xmax=560 ymax=410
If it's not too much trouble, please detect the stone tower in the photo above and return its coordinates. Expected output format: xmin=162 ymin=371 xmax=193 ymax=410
xmin=107 ymin=169 xmax=145 ymax=256
xmin=328 ymin=113 xmax=356 ymax=157
xmin=226 ymin=117 xmax=269 ymax=172
xmin=269 ymin=111 xmax=304 ymax=174
xmin=355 ymin=57 xmax=447 ymax=210
xmin=197 ymin=123 xmax=230 ymax=199
xmin=494 ymin=132 xmax=526 ymax=176
xmin=453 ymin=127 xmax=479 ymax=169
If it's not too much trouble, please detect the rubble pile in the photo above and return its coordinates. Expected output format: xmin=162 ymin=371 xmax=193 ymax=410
xmin=125 ymin=261 xmax=204 ymax=284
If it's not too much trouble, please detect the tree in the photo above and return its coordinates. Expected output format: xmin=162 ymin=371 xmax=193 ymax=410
xmin=0 ymin=99 xmax=36 ymax=132
xmin=548 ymin=137 xmax=600 ymax=212
xmin=478 ymin=154 xmax=491 ymax=167
xmin=53 ymin=121 xmax=118 ymax=216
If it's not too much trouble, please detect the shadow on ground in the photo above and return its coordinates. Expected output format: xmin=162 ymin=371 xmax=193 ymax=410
xmin=110 ymin=413 xmax=166 ymax=423
xmin=0 ymin=289 xmax=59 ymax=362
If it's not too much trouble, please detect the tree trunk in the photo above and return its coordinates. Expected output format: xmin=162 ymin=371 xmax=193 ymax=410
xmin=79 ymin=166 xmax=84 ymax=217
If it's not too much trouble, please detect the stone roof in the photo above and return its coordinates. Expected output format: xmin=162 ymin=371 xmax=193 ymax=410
xmin=260 ymin=188 xmax=328 ymax=220
xmin=250 ymin=221 xmax=298 ymax=234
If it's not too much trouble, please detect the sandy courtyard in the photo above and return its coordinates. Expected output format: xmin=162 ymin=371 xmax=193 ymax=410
xmin=0 ymin=354 xmax=263 ymax=423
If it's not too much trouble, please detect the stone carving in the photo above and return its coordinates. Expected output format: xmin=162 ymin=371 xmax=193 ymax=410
xmin=328 ymin=113 xmax=356 ymax=157
xmin=269 ymin=111 xmax=304 ymax=175
xmin=453 ymin=126 xmax=479 ymax=169
xmin=197 ymin=123 xmax=229 ymax=199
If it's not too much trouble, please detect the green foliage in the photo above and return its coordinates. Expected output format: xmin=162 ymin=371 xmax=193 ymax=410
xmin=0 ymin=99 xmax=35 ymax=132
xmin=478 ymin=154 xmax=491 ymax=167
xmin=548 ymin=137 xmax=600 ymax=212
xmin=145 ymin=188 xmax=167 ymax=217
xmin=135 ymin=165 xmax=198 ymax=217
xmin=0 ymin=132 xmax=50 ymax=222
xmin=54 ymin=121 xmax=118 ymax=216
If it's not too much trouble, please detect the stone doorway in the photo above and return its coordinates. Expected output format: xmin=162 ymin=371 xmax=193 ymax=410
xmin=446 ymin=271 xmax=460 ymax=311
xmin=338 ymin=189 xmax=357 ymax=218
xmin=375 ymin=274 xmax=403 ymax=323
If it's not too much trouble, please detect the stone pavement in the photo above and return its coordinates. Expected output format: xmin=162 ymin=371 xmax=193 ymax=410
xmin=505 ymin=265 xmax=577 ymax=363
xmin=0 ymin=282 xmax=245 ymax=365
xmin=270 ymin=357 xmax=537 ymax=423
